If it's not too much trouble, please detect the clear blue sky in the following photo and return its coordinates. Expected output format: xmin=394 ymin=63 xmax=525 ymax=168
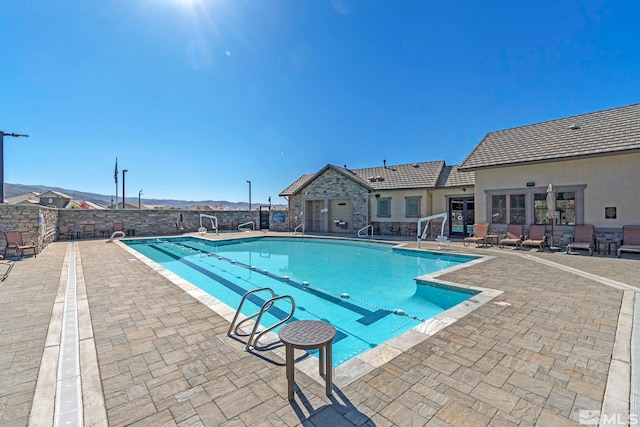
xmin=2 ymin=1 xmax=639 ymax=204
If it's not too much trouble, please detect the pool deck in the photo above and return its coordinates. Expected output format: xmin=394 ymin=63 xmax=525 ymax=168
xmin=1 ymin=232 xmax=639 ymax=426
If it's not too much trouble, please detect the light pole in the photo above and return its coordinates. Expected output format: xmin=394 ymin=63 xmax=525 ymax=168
xmin=246 ymin=180 xmax=252 ymax=211
xmin=0 ymin=131 xmax=29 ymax=203
xmin=138 ymin=189 xmax=143 ymax=209
xmin=122 ymin=169 xmax=128 ymax=209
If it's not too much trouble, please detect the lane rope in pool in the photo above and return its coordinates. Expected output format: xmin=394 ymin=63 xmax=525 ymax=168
xmin=164 ymin=239 xmax=428 ymax=322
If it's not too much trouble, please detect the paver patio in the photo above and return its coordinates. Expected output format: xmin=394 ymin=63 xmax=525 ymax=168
xmin=1 ymin=232 xmax=638 ymax=426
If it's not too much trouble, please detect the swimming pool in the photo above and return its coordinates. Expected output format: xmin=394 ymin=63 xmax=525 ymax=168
xmin=124 ymin=236 xmax=480 ymax=366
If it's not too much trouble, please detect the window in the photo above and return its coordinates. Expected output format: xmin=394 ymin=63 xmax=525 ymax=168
xmin=533 ymin=191 xmax=576 ymax=225
xmin=533 ymin=193 xmax=548 ymax=224
xmin=491 ymin=195 xmax=506 ymax=224
xmin=556 ymin=191 xmax=575 ymax=225
xmin=377 ymin=197 xmax=391 ymax=217
xmin=405 ymin=196 xmax=421 ymax=217
xmin=509 ymin=194 xmax=525 ymax=224
xmin=487 ymin=185 xmax=584 ymax=226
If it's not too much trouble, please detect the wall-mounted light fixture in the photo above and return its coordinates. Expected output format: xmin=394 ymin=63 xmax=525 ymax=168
xmin=526 ymin=181 xmax=535 ymax=187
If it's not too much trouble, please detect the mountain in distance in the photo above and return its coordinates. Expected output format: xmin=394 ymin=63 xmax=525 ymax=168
xmin=5 ymin=183 xmax=285 ymax=209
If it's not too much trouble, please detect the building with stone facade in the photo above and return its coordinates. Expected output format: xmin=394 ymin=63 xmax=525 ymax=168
xmin=279 ymin=161 xmax=474 ymax=236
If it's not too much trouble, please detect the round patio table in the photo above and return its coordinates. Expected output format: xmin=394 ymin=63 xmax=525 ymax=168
xmin=278 ymin=320 xmax=336 ymax=401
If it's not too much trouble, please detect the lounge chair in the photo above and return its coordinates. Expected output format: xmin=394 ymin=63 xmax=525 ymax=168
xmin=499 ymin=224 xmax=524 ymax=249
xmin=463 ymin=223 xmax=489 ymax=247
xmin=406 ymin=222 xmax=417 ymax=236
xmin=618 ymin=225 xmax=640 ymax=258
xmin=566 ymin=225 xmax=595 ymax=256
xmin=3 ymin=231 xmax=37 ymax=259
xmin=521 ymin=225 xmax=547 ymax=251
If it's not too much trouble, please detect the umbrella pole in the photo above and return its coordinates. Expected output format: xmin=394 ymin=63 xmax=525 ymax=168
xmin=549 ymin=217 xmax=560 ymax=250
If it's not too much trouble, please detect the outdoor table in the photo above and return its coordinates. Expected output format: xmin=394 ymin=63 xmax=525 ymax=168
xmin=278 ymin=320 xmax=336 ymax=401
xmin=484 ymin=234 xmax=500 ymax=247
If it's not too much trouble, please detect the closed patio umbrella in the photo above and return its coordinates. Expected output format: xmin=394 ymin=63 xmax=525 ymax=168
xmin=546 ymin=184 xmax=559 ymax=250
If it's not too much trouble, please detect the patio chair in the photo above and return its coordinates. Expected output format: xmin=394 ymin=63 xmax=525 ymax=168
xmin=566 ymin=225 xmax=595 ymax=256
xmin=522 ymin=225 xmax=547 ymax=251
xmin=463 ymin=223 xmax=489 ymax=247
xmin=389 ymin=222 xmax=401 ymax=235
xmin=618 ymin=225 xmax=640 ymax=258
xmin=406 ymin=222 xmax=418 ymax=236
xmin=371 ymin=222 xmax=380 ymax=235
xmin=83 ymin=224 xmax=96 ymax=239
xmin=1 ymin=257 xmax=14 ymax=281
xmin=3 ymin=231 xmax=37 ymax=259
xmin=58 ymin=225 xmax=75 ymax=240
xmin=499 ymin=224 xmax=524 ymax=249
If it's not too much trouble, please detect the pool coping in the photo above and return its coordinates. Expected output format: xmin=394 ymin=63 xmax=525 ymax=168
xmin=117 ymin=235 xmax=502 ymax=388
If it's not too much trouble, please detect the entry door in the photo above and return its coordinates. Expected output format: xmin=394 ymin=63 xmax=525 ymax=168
xmin=305 ymin=200 xmax=326 ymax=232
xmin=449 ymin=197 xmax=475 ymax=236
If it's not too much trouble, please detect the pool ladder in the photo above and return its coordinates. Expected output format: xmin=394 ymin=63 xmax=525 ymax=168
xmin=227 ymin=287 xmax=296 ymax=351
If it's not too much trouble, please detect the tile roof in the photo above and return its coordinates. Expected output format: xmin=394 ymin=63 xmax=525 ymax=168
xmin=353 ymin=161 xmax=445 ymax=190
xmin=460 ymin=103 xmax=640 ymax=170
xmin=280 ymin=161 xmax=465 ymax=196
xmin=436 ymin=165 xmax=475 ymax=188
xmin=279 ymin=174 xmax=315 ymax=196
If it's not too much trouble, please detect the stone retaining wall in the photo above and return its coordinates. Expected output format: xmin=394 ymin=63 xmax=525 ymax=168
xmin=0 ymin=206 xmax=289 ymax=255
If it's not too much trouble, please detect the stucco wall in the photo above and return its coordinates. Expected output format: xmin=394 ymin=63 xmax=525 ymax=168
xmin=368 ymin=187 xmax=470 ymax=234
xmin=473 ymin=152 xmax=640 ymax=230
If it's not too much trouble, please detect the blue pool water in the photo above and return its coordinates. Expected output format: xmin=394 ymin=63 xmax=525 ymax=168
xmin=125 ymin=236 xmax=478 ymax=365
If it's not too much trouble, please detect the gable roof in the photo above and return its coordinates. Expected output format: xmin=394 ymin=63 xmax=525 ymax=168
xmin=279 ymin=161 xmax=458 ymax=196
xmin=280 ymin=174 xmax=315 ymax=196
xmin=460 ymin=103 xmax=640 ymax=170
xmin=5 ymin=192 xmax=40 ymax=204
xmin=39 ymin=190 xmax=73 ymax=199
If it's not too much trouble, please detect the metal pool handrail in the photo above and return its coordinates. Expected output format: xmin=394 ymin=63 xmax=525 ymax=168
xmin=238 ymin=221 xmax=255 ymax=231
xmin=293 ymin=223 xmax=304 ymax=234
xmin=357 ymin=224 xmax=373 ymax=239
xmin=227 ymin=287 xmax=296 ymax=351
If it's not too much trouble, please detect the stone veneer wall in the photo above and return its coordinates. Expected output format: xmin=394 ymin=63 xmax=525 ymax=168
xmin=0 ymin=205 xmax=59 ymax=253
xmin=0 ymin=205 xmax=288 ymax=254
xmin=57 ymin=209 xmax=289 ymax=236
xmin=289 ymin=169 xmax=369 ymax=232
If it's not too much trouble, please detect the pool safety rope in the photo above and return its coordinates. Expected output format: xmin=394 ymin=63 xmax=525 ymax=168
xmin=162 ymin=239 xmax=429 ymax=323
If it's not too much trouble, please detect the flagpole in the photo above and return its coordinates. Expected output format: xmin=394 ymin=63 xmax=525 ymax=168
xmin=114 ymin=157 xmax=118 ymax=210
